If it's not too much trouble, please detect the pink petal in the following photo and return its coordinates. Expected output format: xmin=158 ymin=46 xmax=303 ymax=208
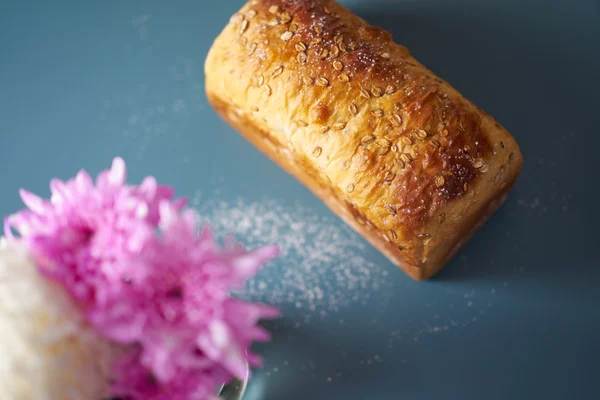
xmin=109 ymin=157 xmax=127 ymax=185
xmin=155 ymin=185 xmax=175 ymax=200
xmin=173 ymin=196 xmax=188 ymax=209
xmin=135 ymin=203 xmax=149 ymax=219
xmin=19 ymin=189 xmax=48 ymax=215
xmin=50 ymin=178 xmax=71 ymax=205
xmin=3 ymin=216 xmax=14 ymax=239
xmin=75 ymin=170 xmax=93 ymax=193
xmin=158 ymin=201 xmax=178 ymax=230
xmin=231 ymin=247 xmax=278 ymax=279
xmin=138 ymin=176 xmax=158 ymax=199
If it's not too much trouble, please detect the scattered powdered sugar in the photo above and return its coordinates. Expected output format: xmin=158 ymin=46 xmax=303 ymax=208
xmin=194 ymin=196 xmax=388 ymax=314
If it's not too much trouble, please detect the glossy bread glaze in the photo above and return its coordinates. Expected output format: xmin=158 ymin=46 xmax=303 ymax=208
xmin=205 ymin=0 xmax=523 ymax=280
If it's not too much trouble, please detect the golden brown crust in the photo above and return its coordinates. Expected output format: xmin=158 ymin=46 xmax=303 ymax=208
xmin=205 ymin=0 xmax=523 ymax=280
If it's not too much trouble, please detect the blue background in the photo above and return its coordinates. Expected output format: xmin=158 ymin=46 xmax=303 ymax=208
xmin=1 ymin=0 xmax=598 ymax=399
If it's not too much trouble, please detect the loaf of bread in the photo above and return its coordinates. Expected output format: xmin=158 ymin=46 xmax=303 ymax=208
xmin=205 ymin=0 xmax=523 ymax=280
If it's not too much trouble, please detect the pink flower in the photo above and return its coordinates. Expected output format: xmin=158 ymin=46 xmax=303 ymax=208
xmin=103 ymin=203 xmax=279 ymax=397
xmin=4 ymin=157 xmax=281 ymax=399
xmin=4 ymin=158 xmax=186 ymax=307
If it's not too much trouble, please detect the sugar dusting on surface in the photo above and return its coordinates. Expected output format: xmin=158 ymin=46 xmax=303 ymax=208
xmin=190 ymin=190 xmax=510 ymax=346
xmin=194 ymin=195 xmax=389 ymax=314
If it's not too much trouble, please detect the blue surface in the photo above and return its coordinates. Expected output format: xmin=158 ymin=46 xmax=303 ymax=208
xmin=1 ymin=1 xmax=599 ymax=399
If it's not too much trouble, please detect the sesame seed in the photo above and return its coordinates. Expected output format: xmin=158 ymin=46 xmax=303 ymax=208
xmin=386 ymin=85 xmax=397 ymax=95
xmin=459 ymin=120 xmax=466 ymax=132
xmin=480 ymin=164 xmax=489 ymax=173
xmin=473 ymin=158 xmax=484 ymax=169
xmin=269 ymin=5 xmax=279 ymax=13
xmin=339 ymin=42 xmax=347 ymax=52
xmin=439 ymin=92 xmax=448 ymax=99
xmin=378 ymin=146 xmax=391 ymax=156
xmin=324 ymin=6 xmax=331 ymax=14
xmin=333 ymin=122 xmax=346 ymax=130
xmin=268 ymin=18 xmax=279 ymax=26
xmin=396 ymin=158 xmax=405 ymax=169
xmin=381 ymin=52 xmax=391 ymax=59
xmin=281 ymin=31 xmax=293 ymax=41
xmin=316 ymin=77 xmax=329 ymax=86
xmin=246 ymin=9 xmax=257 ymax=19
xmin=338 ymin=73 xmax=350 ymax=82
xmin=435 ymin=176 xmax=445 ymax=187
xmin=320 ymin=126 xmax=330 ymax=134
xmin=384 ymin=171 xmax=396 ymax=182
xmin=349 ymin=103 xmax=358 ymax=115
xmin=385 ymin=204 xmax=397 ymax=215
xmin=376 ymin=138 xmax=391 ymax=148
xmin=297 ymin=52 xmax=307 ymax=63
xmin=330 ymin=45 xmax=340 ymax=58
xmin=463 ymin=183 xmax=469 ymax=192
xmin=360 ymin=89 xmax=371 ymax=99
xmin=401 ymin=136 xmax=412 ymax=146
xmin=416 ymin=129 xmax=428 ymax=139
xmin=391 ymin=144 xmax=398 ymax=152
xmin=320 ymin=48 xmax=329 ymax=59
xmin=311 ymin=37 xmax=323 ymax=45
xmin=303 ymin=76 xmax=314 ymax=85
xmin=254 ymin=74 xmax=264 ymax=87
xmin=295 ymin=42 xmax=307 ymax=52
xmin=361 ymin=135 xmax=375 ymax=145
xmin=333 ymin=60 xmax=343 ymax=71
xmin=314 ymin=26 xmax=323 ymax=34
xmin=347 ymin=183 xmax=355 ymax=193
xmin=295 ymin=120 xmax=308 ymax=127
xmin=280 ymin=12 xmax=292 ymax=24
xmin=372 ymin=87 xmax=383 ymax=97
xmin=348 ymin=41 xmax=357 ymax=50
xmin=371 ymin=108 xmax=384 ymax=118
xmin=271 ymin=65 xmax=284 ymax=78
xmin=238 ymin=19 xmax=249 ymax=35
xmin=400 ymin=153 xmax=412 ymax=163
xmin=492 ymin=147 xmax=498 ymax=156
xmin=313 ymin=146 xmax=322 ymax=157
xmin=289 ymin=23 xmax=298 ymax=33
xmin=230 ymin=14 xmax=243 ymax=25
xmin=494 ymin=171 xmax=504 ymax=185
xmin=247 ymin=42 xmax=257 ymax=55
xmin=440 ymin=127 xmax=449 ymax=137
xmin=417 ymin=233 xmax=431 ymax=239
xmin=392 ymin=113 xmax=403 ymax=126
